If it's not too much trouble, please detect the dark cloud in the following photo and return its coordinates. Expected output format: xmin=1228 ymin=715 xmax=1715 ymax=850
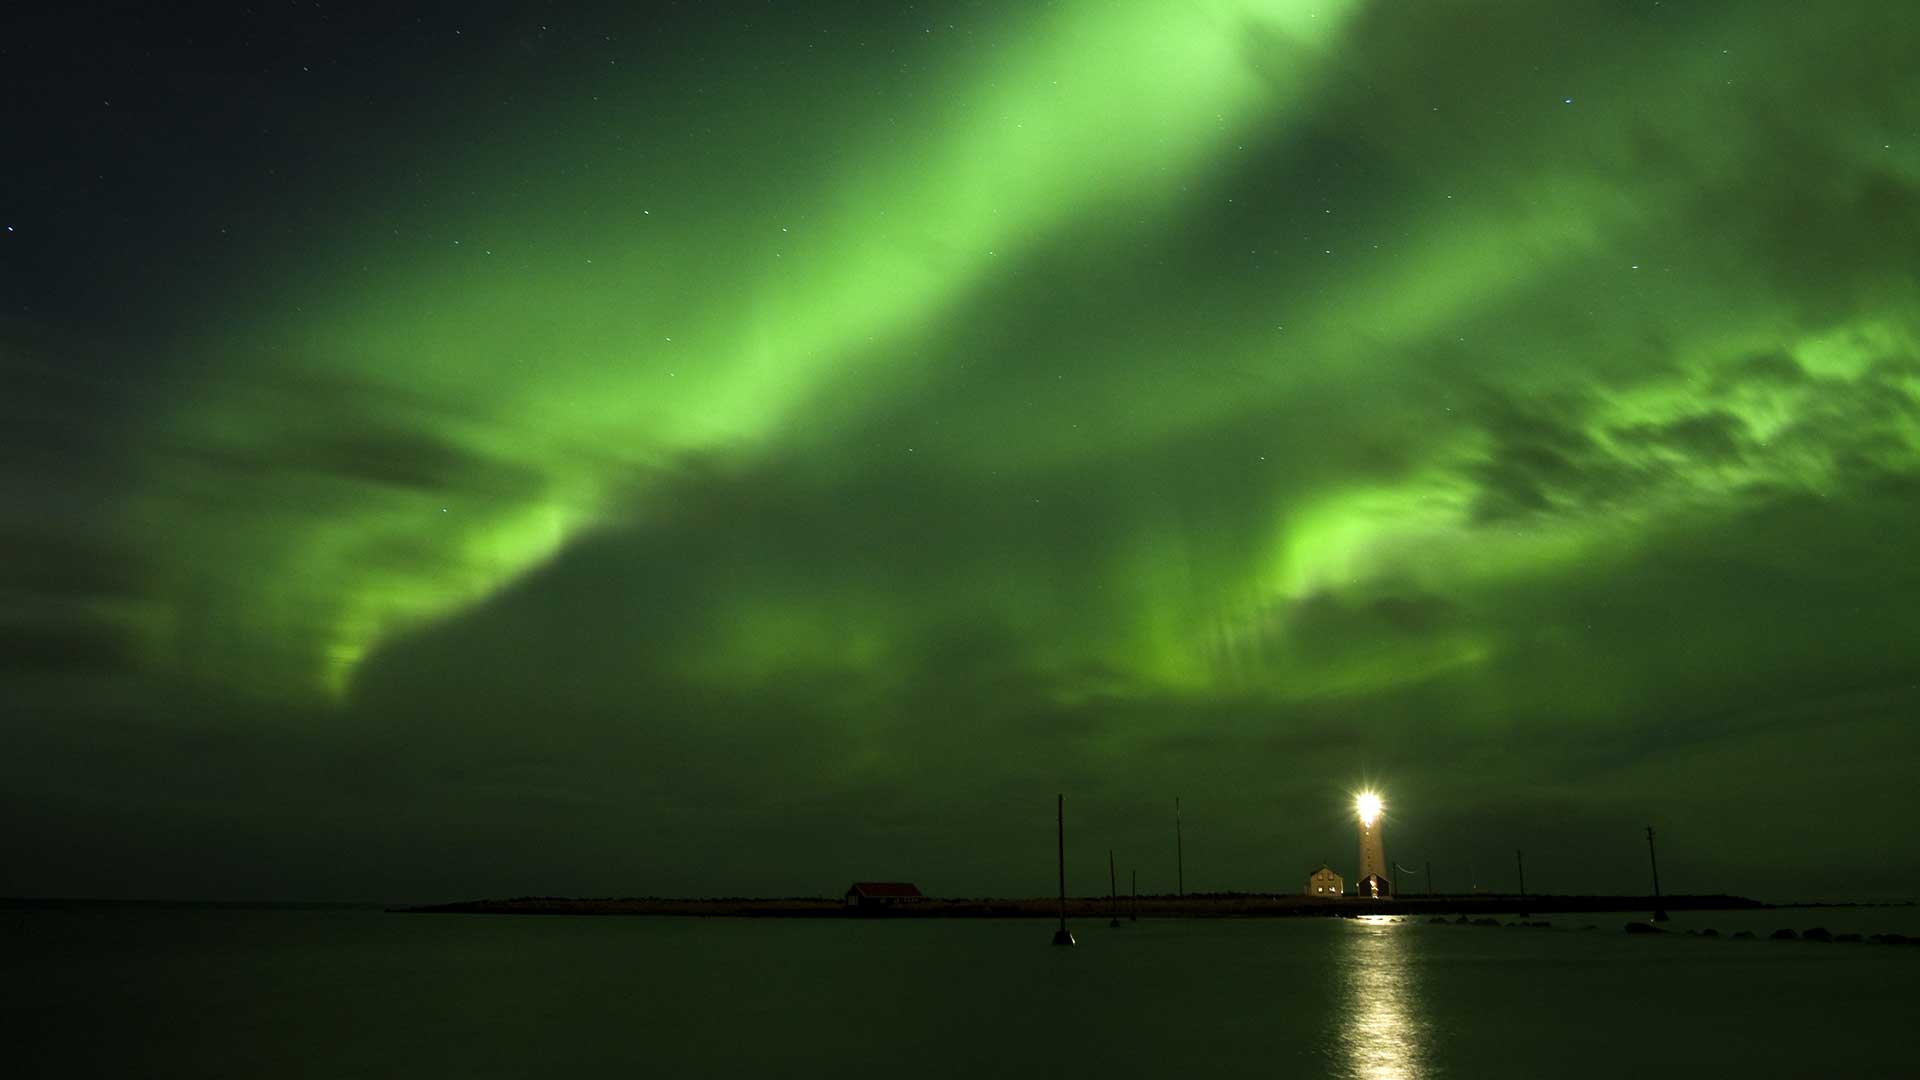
xmin=1609 ymin=410 xmax=1750 ymax=464
xmin=1465 ymin=390 xmax=1637 ymax=522
xmin=0 ymin=533 xmax=148 ymax=604
xmin=0 ymin=620 xmax=137 ymax=675
xmin=183 ymin=422 xmax=546 ymax=500
xmin=1714 ymin=350 xmax=1808 ymax=390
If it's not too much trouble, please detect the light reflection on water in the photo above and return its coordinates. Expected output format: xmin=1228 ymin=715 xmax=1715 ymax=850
xmin=1335 ymin=916 xmax=1430 ymax=1080
xmin=11 ymin=907 xmax=1920 ymax=1077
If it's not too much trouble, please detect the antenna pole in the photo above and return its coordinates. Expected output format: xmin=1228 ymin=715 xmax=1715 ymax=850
xmin=1646 ymin=825 xmax=1668 ymax=922
xmin=1058 ymin=796 xmax=1067 ymax=924
xmin=1109 ymin=850 xmax=1121 ymax=927
xmin=1051 ymin=795 xmax=1075 ymax=945
xmin=1175 ymin=796 xmax=1185 ymax=898
xmin=1516 ymin=849 xmax=1526 ymax=896
xmin=1645 ymin=826 xmax=1662 ymax=898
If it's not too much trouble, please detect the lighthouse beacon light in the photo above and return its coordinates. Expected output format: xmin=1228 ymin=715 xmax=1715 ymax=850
xmin=1354 ymin=789 xmax=1390 ymax=899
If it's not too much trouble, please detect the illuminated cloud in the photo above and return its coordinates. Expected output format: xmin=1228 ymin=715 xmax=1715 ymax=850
xmin=3 ymin=0 xmax=1917 ymax=899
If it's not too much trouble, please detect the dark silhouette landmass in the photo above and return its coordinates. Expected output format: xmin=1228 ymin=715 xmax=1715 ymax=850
xmin=398 ymin=892 xmax=1764 ymax=918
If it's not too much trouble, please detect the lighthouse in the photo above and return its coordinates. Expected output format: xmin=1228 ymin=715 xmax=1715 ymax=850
xmin=1355 ymin=791 xmax=1390 ymax=898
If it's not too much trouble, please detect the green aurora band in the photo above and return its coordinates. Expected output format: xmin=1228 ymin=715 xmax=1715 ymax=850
xmin=7 ymin=0 xmax=1920 ymax=899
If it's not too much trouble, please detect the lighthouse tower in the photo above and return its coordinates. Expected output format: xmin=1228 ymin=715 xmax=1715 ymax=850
xmin=1356 ymin=792 xmax=1390 ymax=898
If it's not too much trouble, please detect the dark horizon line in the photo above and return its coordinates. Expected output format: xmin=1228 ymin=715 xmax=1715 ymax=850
xmin=9 ymin=893 xmax=1918 ymax=911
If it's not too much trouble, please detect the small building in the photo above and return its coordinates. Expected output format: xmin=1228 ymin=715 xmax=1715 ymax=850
xmin=844 ymin=882 xmax=924 ymax=910
xmin=1306 ymin=866 xmax=1345 ymax=897
xmin=1357 ymin=873 xmax=1391 ymax=899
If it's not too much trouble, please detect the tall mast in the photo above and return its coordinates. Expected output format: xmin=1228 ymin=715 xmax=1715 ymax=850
xmin=1646 ymin=825 xmax=1668 ymax=922
xmin=1175 ymin=796 xmax=1185 ymax=898
xmin=1052 ymin=795 xmax=1075 ymax=945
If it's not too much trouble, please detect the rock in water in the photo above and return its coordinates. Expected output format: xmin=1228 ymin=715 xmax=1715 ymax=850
xmin=1625 ymin=921 xmax=1666 ymax=935
xmin=1801 ymin=927 xmax=1833 ymax=942
xmin=1770 ymin=929 xmax=1799 ymax=941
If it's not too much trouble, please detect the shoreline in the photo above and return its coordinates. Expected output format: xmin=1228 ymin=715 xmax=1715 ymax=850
xmin=396 ymin=893 xmax=1767 ymax=918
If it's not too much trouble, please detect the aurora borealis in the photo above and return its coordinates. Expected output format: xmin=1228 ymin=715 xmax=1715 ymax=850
xmin=5 ymin=1 xmax=1918 ymax=903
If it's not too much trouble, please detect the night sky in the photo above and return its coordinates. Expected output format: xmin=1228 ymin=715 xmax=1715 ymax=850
xmin=5 ymin=1 xmax=1917 ymax=904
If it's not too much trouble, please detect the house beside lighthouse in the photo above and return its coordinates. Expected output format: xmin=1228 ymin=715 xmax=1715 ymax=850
xmin=1305 ymin=865 xmax=1345 ymax=896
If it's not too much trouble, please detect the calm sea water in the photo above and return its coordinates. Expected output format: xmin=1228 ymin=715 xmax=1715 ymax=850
xmin=6 ymin=904 xmax=1917 ymax=1078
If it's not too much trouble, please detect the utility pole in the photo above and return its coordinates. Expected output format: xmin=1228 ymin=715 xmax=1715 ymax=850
xmin=1108 ymin=849 xmax=1122 ymax=928
xmin=1131 ymin=868 xmax=1138 ymax=921
xmin=1426 ymin=860 xmax=1433 ymax=897
xmin=1646 ymin=825 xmax=1668 ymax=922
xmin=1516 ymin=849 xmax=1526 ymax=896
xmin=1052 ymin=795 xmax=1074 ymax=945
xmin=1175 ymin=796 xmax=1185 ymax=898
